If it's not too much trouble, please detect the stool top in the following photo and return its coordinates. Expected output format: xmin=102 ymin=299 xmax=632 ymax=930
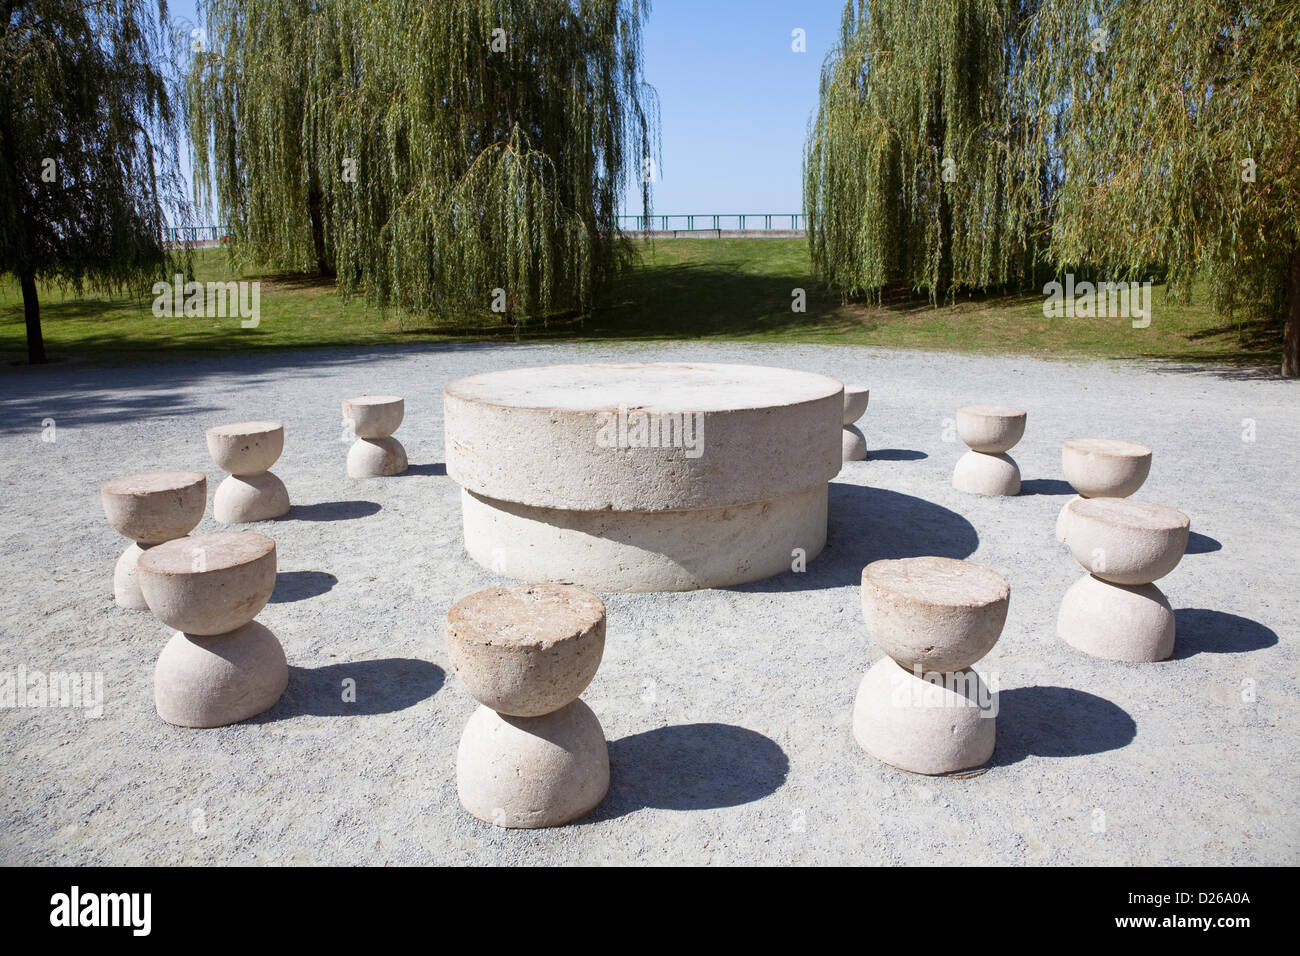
xmin=863 ymin=556 xmax=1009 ymax=609
xmin=139 ymin=530 xmax=276 ymax=576
xmin=446 ymin=583 xmax=605 ymax=649
xmin=1063 ymin=437 xmax=1151 ymax=459
xmin=1068 ymin=497 xmax=1188 ymax=532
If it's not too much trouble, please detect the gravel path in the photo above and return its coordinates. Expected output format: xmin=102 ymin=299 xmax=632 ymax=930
xmin=0 ymin=342 xmax=1295 ymax=865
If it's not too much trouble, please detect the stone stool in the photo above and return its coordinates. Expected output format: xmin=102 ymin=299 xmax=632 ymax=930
xmin=206 ymin=421 xmax=290 ymax=523
xmin=842 ymin=385 xmax=869 ymax=461
xmin=342 ymin=395 xmax=408 ymax=477
xmin=100 ymin=471 xmax=207 ymax=610
xmin=1056 ymin=438 xmax=1152 ymax=540
xmin=1058 ymin=497 xmax=1189 ymax=662
xmin=137 ymin=531 xmax=286 ymax=727
xmin=447 ymin=583 xmax=609 ymax=828
xmin=853 ymin=556 xmax=1008 ymax=774
xmin=952 ymin=405 xmax=1025 ymax=496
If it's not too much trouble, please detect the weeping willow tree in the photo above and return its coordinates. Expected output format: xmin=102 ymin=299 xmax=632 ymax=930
xmin=805 ymin=0 xmax=1048 ymax=299
xmin=1021 ymin=0 xmax=1300 ymax=375
xmin=186 ymin=0 xmax=656 ymax=320
xmin=1 ymin=0 xmax=190 ymax=363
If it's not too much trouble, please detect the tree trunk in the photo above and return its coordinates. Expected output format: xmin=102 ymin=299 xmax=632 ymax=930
xmin=20 ymin=271 xmax=45 ymax=365
xmin=307 ymin=181 xmax=333 ymax=277
xmin=1284 ymin=246 xmax=1300 ymax=378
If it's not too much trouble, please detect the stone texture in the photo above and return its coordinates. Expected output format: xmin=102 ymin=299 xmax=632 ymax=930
xmin=852 ymin=659 xmax=996 ymax=775
xmin=862 ymin=557 xmax=1010 ymax=672
xmin=444 ymin=362 xmax=843 ymax=512
xmin=347 ymin=437 xmax=408 ymax=478
xmin=213 ymin=472 xmax=290 ymax=524
xmin=205 ymin=421 xmax=284 ymax=476
xmin=1058 ymin=572 xmax=1175 ymax=663
xmin=154 ymin=620 xmax=288 ymax=728
xmin=1062 ymin=438 xmax=1152 ymax=499
xmin=456 ymin=700 xmax=610 ymax=828
xmin=956 ymin=405 xmax=1026 ymax=454
xmin=842 ymin=425 xmax=867 ymax=462
xmin=137 ymin=531 xmax=277 ymax=635
xmin=1060 ymin=497 xmax=1190 ymax=585
xmin=100 ymin=470 xmax=207 ymax=544
xmin=460 ymin=484 xmax=827 ymax=592
xmin=842 ymin=385 xmax=869 ymax=426
xmin=342 ymin=395 xmax=404 ymax=440
xmin=446 ymin=584 xmax=606 ymax=717
xmin=952 ymin=449 xmax=1021 ymax=496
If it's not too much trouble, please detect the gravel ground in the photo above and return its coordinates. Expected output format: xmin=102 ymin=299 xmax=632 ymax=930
xmin=0 ymin=341 xmax=1296 ymax=866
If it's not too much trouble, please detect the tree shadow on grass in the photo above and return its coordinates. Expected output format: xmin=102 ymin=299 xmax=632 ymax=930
xmin=584 ymin=723 xmax=789 ymax=822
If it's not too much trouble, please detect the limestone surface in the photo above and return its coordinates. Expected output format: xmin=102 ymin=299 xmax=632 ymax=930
xmin=953 ymin=449 xmax=1021 ymax=496
xmin=341 ymin=395 xmax=404 ymax=439
xmin=852 ymin=659 xmax=996 ymax=775
xmin=347 ymin=436 xmax=408 ymax=478
xmin=205 ymin=421 xmax=284 ymax=476
xmin=154 ymin=620 xmax=288 ymax=728
xmin=456 ymin=699 xmax=610 ymax=828
xmin=213 ymin=472 xmax=290 ymax=523
xmin=137 ymin=531 xmax=277 ymax=635
xmin=842 ymin=385 xmax=869 ymax=426
xmin=1062 ymin=438 xmax=1152 ymax=499
xmin=100 ymin=470 xmax=207 ymax=544
xmin=1058 ymin=573 xmax=1175 ymax=663
xmin=1060 ymin=497 xmax=1190 ymax=585
xmin=862 ymin=557 xmax=1010 ymax=672
xmin=842 ymin=425 xmax=867 ymax=462
xmin=956 ymin=405 xmax=1026 ymax=453
xmin=446 ymin=584 xmax=606 ymax=717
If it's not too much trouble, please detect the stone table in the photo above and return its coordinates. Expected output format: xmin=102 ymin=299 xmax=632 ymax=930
xmin=443 ymin=362 xmax=844 ymax=591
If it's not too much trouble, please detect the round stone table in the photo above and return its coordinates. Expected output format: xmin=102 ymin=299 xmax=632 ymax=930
xmin=444 ymin=362 xmax=845 ymax=591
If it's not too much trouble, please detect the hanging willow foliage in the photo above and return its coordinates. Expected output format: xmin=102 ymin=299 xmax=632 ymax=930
xmin=1020 ymin=0 xmax=1300 ymax=374
xmin=805 ymin=0 xmax=1047 ymax=300
xmin=186 ymin=0 xmax=656 ymax=320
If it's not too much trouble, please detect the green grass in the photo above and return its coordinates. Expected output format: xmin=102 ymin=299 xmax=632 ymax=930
xmin=0 ymin=239 xmax=1282 ymax=366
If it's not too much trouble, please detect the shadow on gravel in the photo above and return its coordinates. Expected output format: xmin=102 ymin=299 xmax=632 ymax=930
xmin=735 ymin=483 xmax=979 ymax=592
xmin=991 ymin=686 xmax=1136 ymax=766
xmin=867 ymin=448 xmax=928 ymax=461
xmin=586 ymin=723 xmax=789 ymax=821
xmin=287 ymin=500 xmax=380 ymax=521
xmin=269 ymin=570 xmax=337 ymax=603
xmin=254 ymin=659 xmax=444 ymax=720
xmin=1019 ymin=478 xmax=1074 ymax=496
xmin=401 ymin=463 xmax=447 ymax=476
xmin=1170 ymin=609 xmax=1278 ymax=658
xmin=1184 ymin=531 xmax=1223 ymax=554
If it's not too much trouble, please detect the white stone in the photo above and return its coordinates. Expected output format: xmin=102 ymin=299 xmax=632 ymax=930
xmin=852 ymin=659 xmax=996 ymax=775
xmin=446 ymin=584 xmax=605 ymax=717
xmin=457 ymin=700 xmax=609 ymax=828
xmin=842 ymin=424 xmax=867 ymax=461
xmin=1058 ymin=572 xmax=1175 ymax=662
xmin=1060 ymin=497 xmax=1189 ymax=585
xmin=137 ymin=531 xmax=277 ymax=635
xmin=1062 ymin=438 xmax=1152 ymax=498
xmin=100 ymin=470 xmax=207 ymax=544
xmin=205 ymin=421 xmax=284 ymax=476
xmin=956 ymin=405 xmax=1026 ymax=453
xmin=154 ymin=620 xmax=288 ymax=728
xmin=953 ymin=449 xmax=1021 ymax=496
xmin=842 ymin=385 xmax=869 ymax=426
xmin=862 ymin=557 xmax=1009 ymax=672
xmin=347 ymin=436 xmax=408 ymax=478
xmin=213 ymin=472 xmax=290 ymax=523
xmin=342 ymin=395 xmax=404 ymax=440
xmin=460 ymin=484 xmax=827 ymax=592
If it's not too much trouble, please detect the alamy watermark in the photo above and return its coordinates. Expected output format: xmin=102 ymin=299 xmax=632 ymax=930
xmin=595 ymin=405 xmax=704 ymax=458
xmin=151 ymin=274 xmax=261 ymax=328
xmin=0 ymin=666 xmax=103 ymax=718
xmin=888 ymin=665 xmax=1000 ymax=718
xmin=1043 ymin=274 xmax=1151 ymax=328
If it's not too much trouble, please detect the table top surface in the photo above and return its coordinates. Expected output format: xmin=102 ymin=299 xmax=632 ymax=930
xmin=444 ymin=362 xmax=844 ymax=413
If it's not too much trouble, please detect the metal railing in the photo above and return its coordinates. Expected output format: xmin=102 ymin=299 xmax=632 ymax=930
xmin=165 ymin=215 xmax=806 ymax=241
xmin=618 ymin=213 xmax=804 ymax=231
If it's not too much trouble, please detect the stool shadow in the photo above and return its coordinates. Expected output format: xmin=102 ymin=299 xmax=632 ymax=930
xmin=1019 ymin=478 xmax=1074 ymax=496
xmin=253 ymin=659 xmax=444 ymax=721
xmin=990 ymin=686 xmax=1136 ymax=767
xmin=269 ymin=570 xmax=337 ymax=603
xmin=735 ymin=483 xmax=979 ymax=592
xmin=287 ymin=500 xmax=381 ymax=521
xmin=1171 ymin=609 xmax=1277 ymax=659
xmin=582 ymin=723 xmax=789 ymax=822
xmin=1184 ymin=532 xmax=1222 ymax=554
xmin=867 ymin=448 xmax=928 ymax=461
xmin=400 ymin=463 xmax=447 ymax=476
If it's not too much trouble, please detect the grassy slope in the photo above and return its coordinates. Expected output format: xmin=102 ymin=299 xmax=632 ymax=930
xmin=0 ymin=239 xmax=1280 ymax=365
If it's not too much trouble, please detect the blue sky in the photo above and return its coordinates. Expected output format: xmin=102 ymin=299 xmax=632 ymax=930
xmin=169 ymin=0 xmax=846 ymax=219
